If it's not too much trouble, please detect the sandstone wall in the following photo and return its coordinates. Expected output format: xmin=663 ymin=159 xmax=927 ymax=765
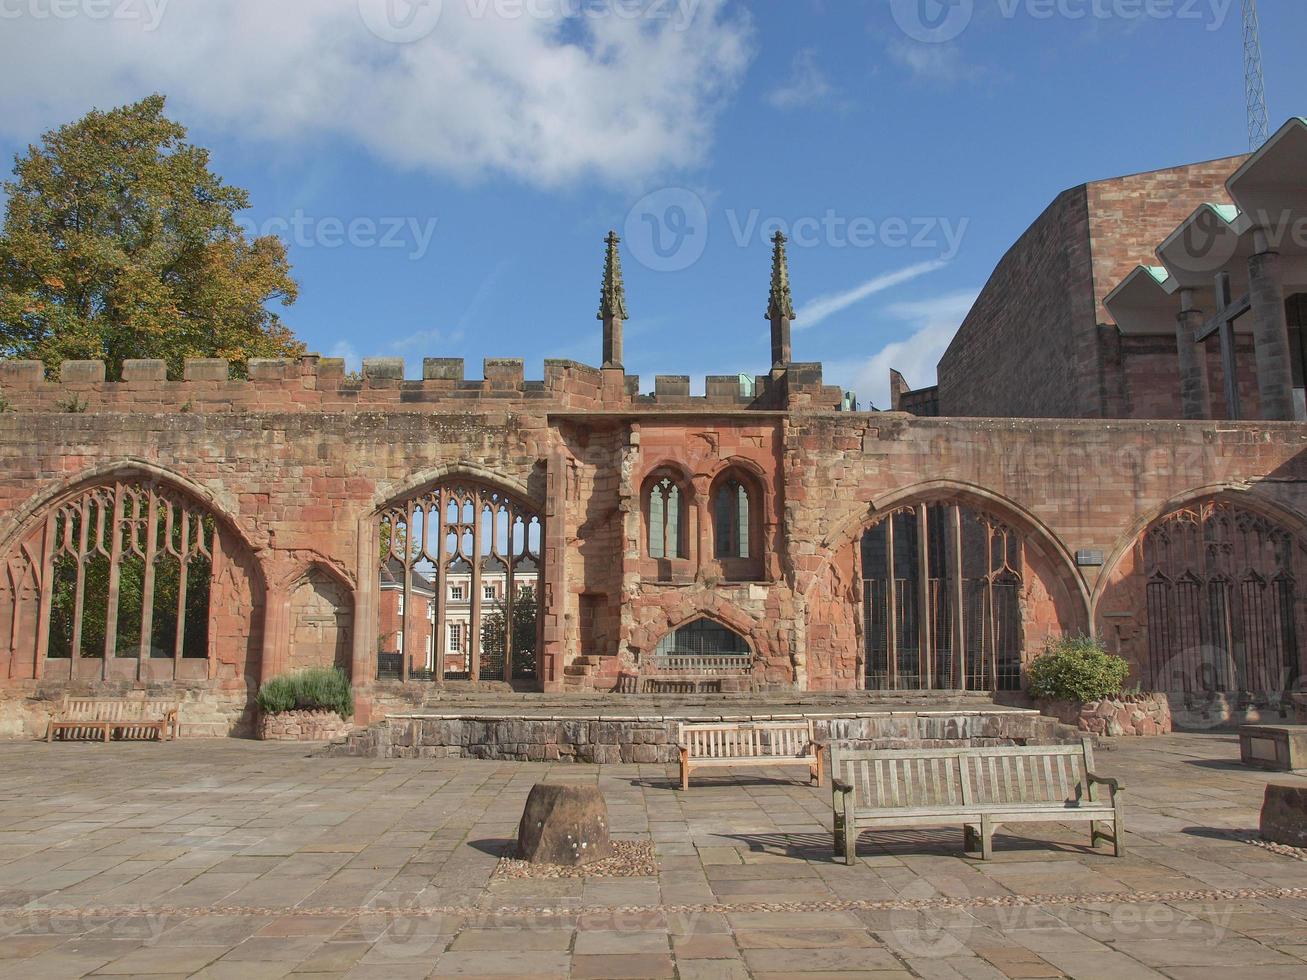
xmin=0 ymin=358 xmax=1304 ymax=724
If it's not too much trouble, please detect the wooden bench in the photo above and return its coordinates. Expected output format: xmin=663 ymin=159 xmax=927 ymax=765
xmin=46 ymin=698 xmax=181 ymax=743
xmin=830 ymin=738 xmax=1123 ymax=864
xmin=678 ymin=720 xmax=824 ymax=790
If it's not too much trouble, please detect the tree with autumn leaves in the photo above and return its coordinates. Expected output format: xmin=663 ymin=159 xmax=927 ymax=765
xmin=0 ymin=95 xmax=303 ymax=379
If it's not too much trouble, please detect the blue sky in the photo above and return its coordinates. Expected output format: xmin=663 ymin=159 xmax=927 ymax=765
xmin=1 ymin=0 xmax=1304 ymax=407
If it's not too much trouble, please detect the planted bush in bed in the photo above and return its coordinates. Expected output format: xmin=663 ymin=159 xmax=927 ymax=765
xmin=256 ymin=667 xmax=355 ymax=741
xmin=1028 ymin=637 xmax=1170 ymax=736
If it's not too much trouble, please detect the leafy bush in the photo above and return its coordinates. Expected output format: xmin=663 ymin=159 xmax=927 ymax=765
xmin=1026 ymin=636 xmax=1130 ymax=704
xmin=257 ymin=667 xmax=353 ymax=718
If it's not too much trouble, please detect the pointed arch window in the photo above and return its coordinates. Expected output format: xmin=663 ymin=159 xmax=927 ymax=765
xmin=377 ymin=479 xmax=541 ymax=685
xmin=653 ymin=617 xmax=751 ymax=672
xmin=860 ymin=503 xmax=1026 ymax=692
xmin=712 ymin=478 xmax=751 ymax=560
xmin=1140 ymin=500 xmax=1300 ymax=694
xmin=645 ymin=471 xmax=688 ymax=561
xmin=0 ymin=477 xmax=233 ymax=682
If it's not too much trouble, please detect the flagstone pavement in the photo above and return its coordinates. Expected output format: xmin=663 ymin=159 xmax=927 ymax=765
xmin=0 ymin=732 xmax=1301 ymax=979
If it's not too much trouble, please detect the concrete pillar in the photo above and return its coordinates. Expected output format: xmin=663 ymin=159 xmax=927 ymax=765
xmin=1248 ymin=245 xmax=1296 ymax=421
xmin=1176 ymin=291 xmax=1212 ymax=420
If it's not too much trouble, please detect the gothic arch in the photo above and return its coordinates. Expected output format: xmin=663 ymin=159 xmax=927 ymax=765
xmin=0 ymin=465 xmax=264 ymax=684
xmin=800 ymin=480 xmax=1089 ymax=692
xmin=1093 ymin=485 xmax=1307 ymax=694
xmin=373 ymin=463 xmax=544 ymax=514
xmin=805 ymin=480 xmax=1089 ymax=623
xmin=1091 ymin=484 xmax=1307 ymax=611
xmin=0 ymin=459 xmax=260 ymax=564
xmin=361 ymin=470 xmax=544 ymax=687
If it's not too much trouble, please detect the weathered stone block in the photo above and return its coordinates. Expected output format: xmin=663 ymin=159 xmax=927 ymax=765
xmin=0 ymin=361 xmax=44 ymax=387
xmin=655 ymin=376 xmax=690 ymax=401
xmin=516 ymin=782 xmax=613 ymax=866
xmin=122 ymin=359 xmax=168 ymax=382
xmin=1240 ymin=725 xmax=1307 ymax=772
xmin=183 ymin=359 xmax=229 ymax=382
xmin=484 ymin=358 xmax=524 ymax=385
xmin=423 ymin=358 xmax=464 ymax=381
xmin=363 ymin=358 xmax=404 ymax=383
xmin=1261 ymin=784 xmax=1307 ymax=847
xmin=61 ymin=360 xmax=105 ymax=384
xmin=248 ymin=358 xmax=290 ymax=381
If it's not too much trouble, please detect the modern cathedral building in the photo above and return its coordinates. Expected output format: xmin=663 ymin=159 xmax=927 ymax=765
xmin=1 ymin=121 xmax=1305 ymax=736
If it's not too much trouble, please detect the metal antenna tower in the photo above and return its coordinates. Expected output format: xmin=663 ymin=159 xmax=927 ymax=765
xmin=1243 ymin=0 xmax=1270 ymax=150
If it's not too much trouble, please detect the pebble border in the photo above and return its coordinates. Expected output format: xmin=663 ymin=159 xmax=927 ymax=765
xmin=6 ymin=885 xmax=1307 ymax=921
xmin=492 ymin=840 xmax=659 ymax=879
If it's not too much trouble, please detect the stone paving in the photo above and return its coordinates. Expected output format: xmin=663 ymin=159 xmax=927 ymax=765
xmin=0 ymin=733 xmax=1301 ymax=978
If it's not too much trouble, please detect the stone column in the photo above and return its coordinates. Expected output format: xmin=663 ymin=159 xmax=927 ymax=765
xmin=1176 ymin=290 xmax=1212 ymax=420
xmin=1249 ymin=243 xmax=1296 ymax=421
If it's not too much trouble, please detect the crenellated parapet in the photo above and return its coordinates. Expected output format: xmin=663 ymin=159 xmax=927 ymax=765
xmin=0 ymin=355 xmax=847 ymax=415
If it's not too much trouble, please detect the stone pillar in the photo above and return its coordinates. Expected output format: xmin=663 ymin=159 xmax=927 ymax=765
xmin=1248 ymin=245 xmax=1296 ymax=421
xmin=602 ymin=315 xmax=623 ymax=369
xmin=1176 ymin=290 xmax=1212 ymax=420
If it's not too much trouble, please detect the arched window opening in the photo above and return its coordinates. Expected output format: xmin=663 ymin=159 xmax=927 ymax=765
xmin=713 ymin=478 xmax=751 ymax=560
xmin=653 ymin=618 xmax=751 ymax=672
xmin=376 ymin=480 xmax=541 ymax=685
xmin=646 ymin=472 xmax=688 ymax=561
xmin=1 ymin=478 xmax=226 ymax=682
xmin=861 ymin=503 xmax=1025 ymax=692
xmin=1141 ymin=500 xmax=1300 ymax=694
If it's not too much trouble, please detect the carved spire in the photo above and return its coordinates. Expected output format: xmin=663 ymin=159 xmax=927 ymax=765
xmin=766 ymin=230 xmax=794 ymax=366
xmin=598 ymin=230 xmax=627 ymax=368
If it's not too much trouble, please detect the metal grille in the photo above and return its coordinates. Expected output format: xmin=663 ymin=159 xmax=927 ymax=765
xmin=862 ymin=503 xmax=1025 ymax=692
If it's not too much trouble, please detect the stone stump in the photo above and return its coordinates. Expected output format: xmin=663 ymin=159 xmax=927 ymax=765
xmin=516 ymin=782 xmax=613 ymax=867
xmin=1261 ymin=784 xmax=1307 ymax=848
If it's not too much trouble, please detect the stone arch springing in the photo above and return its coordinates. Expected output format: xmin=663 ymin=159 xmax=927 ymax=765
xmin=374 ymin=475 xmax=542 ymax=685
xmin=0 ymin=471 xmax=260 ymax=684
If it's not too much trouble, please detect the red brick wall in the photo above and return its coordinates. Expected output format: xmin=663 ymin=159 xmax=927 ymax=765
xmin=939 ymin=156 xmax=1247 ymax=420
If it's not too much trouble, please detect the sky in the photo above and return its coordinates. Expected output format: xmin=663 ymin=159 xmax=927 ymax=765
xmin=1 ymin=0 xmax=1304 ymax=408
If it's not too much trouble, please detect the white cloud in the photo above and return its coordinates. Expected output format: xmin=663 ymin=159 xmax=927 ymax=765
xmin=766 ymin=47 xmax=834 ymax=110
xmin=0 ymin=0 xmax=754 ymax=188
xmin=795 ymin=259 xmax=947 ymax=329
xmin=390 ymin=327 xmax=464 ymax=352
xmin=823 ymin=289 xmax=978 ymax=410
xmin=886 ymin=38 xmax=980 ymax=85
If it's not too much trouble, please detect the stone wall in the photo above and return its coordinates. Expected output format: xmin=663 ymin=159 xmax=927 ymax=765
xmin=325 ymin=707 xmax=1077 ymax=762
xmin=0 ymin=357 xmax=1304 ymax=725
xmin=260 ymin=709 xmax=354 ymax=741
xmin=0 ymin=685 xmax=253 ymax=739
xmin=1038 ymin=693 xmax=1173 ymax=737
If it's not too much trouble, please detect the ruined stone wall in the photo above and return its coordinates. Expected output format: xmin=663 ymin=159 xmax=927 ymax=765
xmin=0 ymin=358 xmax=1304 ymax=725
xmin=784 ymin=413 xmax=1307 ymax=688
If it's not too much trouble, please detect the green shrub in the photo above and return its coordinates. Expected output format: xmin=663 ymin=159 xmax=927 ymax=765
xmin=257 ymin=667 xmax=353 ymax=718
xmin=1026 ymin=636 xmax=1130 ymax=704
